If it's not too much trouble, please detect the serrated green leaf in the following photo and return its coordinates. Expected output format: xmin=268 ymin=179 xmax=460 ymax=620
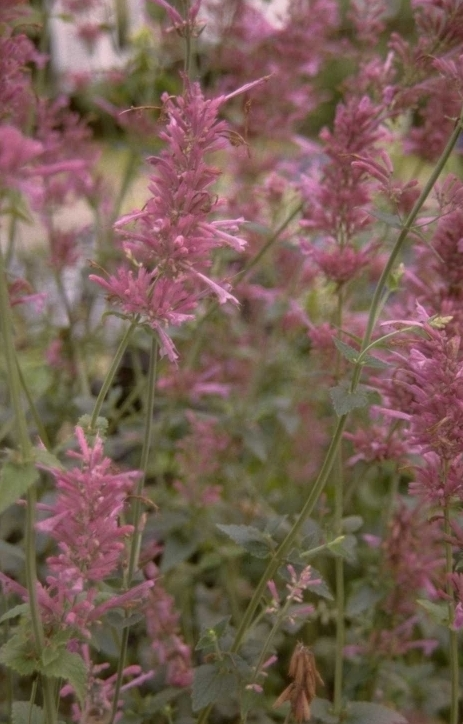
xmin=311 ymin=697 xmax=339 ymax=724
xmin=328 ymin=534 xmax=357 ymax=563
xmin=346 ymin=585 xmax=382 ymax=617
xmin=216 ymin=524 xmax=275 ymax=558
xmin=41 ymin=644 xmax=61 ymax=668
xmin=192 ymin=663 xmax=238 ymax=712
xmin=32 ymin=448 xmax=63 ymax=470
xmin=160 ymin=533 xmax=199 ymax=573
xmin=333 ymin=338 xmax=360 ymax=364
xmin=142 ymin=687 xmax=185 ymax=714
xmin=360 ymin=353 xmax=389 ymax=370
xmin=41 ymin=649 xmax=87 ymax=704
xmin=0 ymin=461 xmax=38 ymax=514
xmin=196 ymin=617 xmax=231 ymax=651
xmin=0 ymin=632 xmax=39 ymax=675
xmin=417 ymin=599 xmax=449 ymax=627
xmin=12 ymin=701 xmax=44 ymax=724
xmin=0 ymin=603 xmax=30 ymax=624
xmin=330 ymin=383 xmax=370 ymax=416
xmin=307 ymin=567 xmax=333 ymax=600
xmin=105 ymin=610 xmax=146 ymax=629
xmin=345 ymin=701 xmax=407 ymax=724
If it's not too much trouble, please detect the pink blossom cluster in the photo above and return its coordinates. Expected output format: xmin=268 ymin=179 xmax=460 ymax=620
xmin=90 ymin=77 xmax=264 ymax=362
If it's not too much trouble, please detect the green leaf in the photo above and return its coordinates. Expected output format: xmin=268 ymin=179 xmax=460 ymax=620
xmin=216 ymin=524 xmax=275 ymax=559
xmin=367 ymin=209 xmax=403 ymax=228
xmin=360 ymin=353 xmax=389 ymax=370
xmin=12 ymin=702 xmax=44 ymax=724
xmin=0 ymin=603 xmax=30 ymax=624
xmin=160 ymin=533 xmax=199 ymax=572
xmin=333 ymin=338 xmax=360 ymax=364
xmin=0 ymin=461 xmax=39 ymax=514
xmin=345 ymin=701 xmax=407 ymax=724
xmin=196 ymin=617 xmax=231 ymax=651
xmin=306 ymin=567 xmax=333 ymax=600
xmin=330 ymin=382 xmax=370 ymax=416
xmin=346 ymin=584 xmax=382 ymax=617
xmin=32 ymin=448 xmax=63 ymax=470
xmin=142 ymin=687 xmax=185 ymax=714
xmin=192 ymin=663 xmax=238 ymax=712
xmin=311 ymin=698 xmax=339 ymax=724
xmin=416 ymin=599 xmax=449 ymax=627
xmin=328 ymin=534 xmax=357 ymax=563
xmin=41 ymin=648 xmax=87 ymax=704
xmin=0 ymin=631 xmax=40 ymax=675
xmin=342 ymin=515 xmax=363 ymax=533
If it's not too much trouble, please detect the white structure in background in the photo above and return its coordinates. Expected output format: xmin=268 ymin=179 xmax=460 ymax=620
xmin=49 ymin=0 xmax=146 ymax=89
xmin=49 ymin=0 xmax=289 ymax=85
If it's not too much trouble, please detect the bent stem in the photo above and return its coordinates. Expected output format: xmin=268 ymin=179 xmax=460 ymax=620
xmin=196 ymin=102 xmax=463 ymax=724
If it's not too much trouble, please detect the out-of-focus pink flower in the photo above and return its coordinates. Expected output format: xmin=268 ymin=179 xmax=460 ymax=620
xmin=37 ymin=426 xmax=141 ymax=587
xmin=0 ymin=125 xmax=43 ymax=188
xmin=143 ymin=560 xmax=193 ymax=687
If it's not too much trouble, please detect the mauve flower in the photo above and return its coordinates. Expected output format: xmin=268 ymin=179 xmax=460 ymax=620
xmin=91 ymin=77 xmax=265 ymax=362
xmin=37 ymin=426 xmax=141 ymax=587
xmin=143 ymin=560 xmax=193 ymax=687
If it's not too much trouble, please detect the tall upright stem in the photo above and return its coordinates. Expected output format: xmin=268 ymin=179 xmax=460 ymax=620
xmin=0 ymin=245 xmax=57 ymax=724
xmin=109 ymin=335 xmax=158 ymax=724
xmin=443 ymin=503 xmax=459 ymax=724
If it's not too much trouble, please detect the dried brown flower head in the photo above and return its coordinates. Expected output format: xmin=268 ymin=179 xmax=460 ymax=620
xmin=273 ymin=643 xmax=324 ymax=723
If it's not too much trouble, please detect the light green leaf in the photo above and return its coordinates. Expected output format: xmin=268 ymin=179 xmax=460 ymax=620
xmin=41 ymin=648 xmax=87 ymax=704
xmin=0 ymin=632 xmax=39 ymax=675
xmin=330 ymin=382 xmax=370 ymax=416
xmin=0 ymin=604 xmax=30 ymax=624
xmin=192 ymin=663 xmax=238 ymax=712
xmin=217 ymin=524 xmax=275 ymax=559
xmin=0 ymin=461 xmax=39 ymax=514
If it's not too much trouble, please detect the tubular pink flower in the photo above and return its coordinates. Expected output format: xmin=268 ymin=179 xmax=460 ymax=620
xmin=92 ymin=78 xmax=267 ymax=361
xmin=37 ymin=426 xmax=142 ymax=584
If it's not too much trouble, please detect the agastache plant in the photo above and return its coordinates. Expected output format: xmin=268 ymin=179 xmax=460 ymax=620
xmin=3 ymin=1 xmax=463 ymax=723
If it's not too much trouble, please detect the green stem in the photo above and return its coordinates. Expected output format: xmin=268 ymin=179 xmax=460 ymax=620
xmin=359 ymin=104 xmax=463 ymax=359
xmin=90 ymin=317 xmax=139 ymax=429
xmin=109 ymin=336 xmax=158 ymax=724
xmin=0 ymin=246 xmax=57 ymax=724
xmin=333 ymin=452 xmax=345 ymax=716
xmin=443 ymin=503 xmax=459 ymax=724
